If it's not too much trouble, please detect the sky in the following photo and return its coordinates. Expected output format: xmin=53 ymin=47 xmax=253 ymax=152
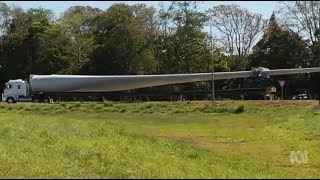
xmin=6 ymin=1 xmax=279 ymax=19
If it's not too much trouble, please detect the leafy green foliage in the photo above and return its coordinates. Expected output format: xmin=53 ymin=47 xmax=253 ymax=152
xmin=59 ymin=6 xmax=101 ymax=74
xmin=250 ymin=13 xmax=311 ymax=69
xmin=0 ymin=101 xmax=246 ymax=115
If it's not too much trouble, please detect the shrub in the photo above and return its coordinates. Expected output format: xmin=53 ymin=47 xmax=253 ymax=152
xmin=120 ymin=108 xmax=127 ymax=113
xmin=145 ymin=104 xmax=153 ymax=109
xmin=60 ymin=103 xmax=67 ymax=107
xmin=94 ymin=105 xmax=103 ymax=110
xmin=234 ymin=105 xmax=245 ymax=114
xmin=74 ymin=103 xmax=81 ymax=108
xmin=87 ymin=103 xmax=96 ymax=109
xmin=103 ymin=101 xmax=113 ymax=107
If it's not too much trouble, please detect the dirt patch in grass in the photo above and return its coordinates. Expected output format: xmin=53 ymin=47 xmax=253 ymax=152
xmin=162 ymin=135 xmax=284 ymax=163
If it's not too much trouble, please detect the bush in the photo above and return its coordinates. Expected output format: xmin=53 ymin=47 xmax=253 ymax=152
xmin=145 ymin=104 xmax=153 ymax=109
xmin=120 ymin=108 xmax=127 ymax=113
xmin=74 ymin=103 xmax=81 ymax=108
xmin=94 ymin=105 xmax=103 ymax=110
xmin=67 ymin=105 xmax=74 ymax=110
xmin=234 ymin=105 xmax=245 ymax=114
xmin=60 ymin=103 xmax=67 ymax=107
xmin=103 ymin=101 xmax=113 ymax=107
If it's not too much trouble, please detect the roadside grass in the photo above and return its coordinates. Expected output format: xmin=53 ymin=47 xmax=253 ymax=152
xmin=0 ymin=101 xmax=319 ymax=178
xmin=0 ymin=101 xmax=247 ymax=115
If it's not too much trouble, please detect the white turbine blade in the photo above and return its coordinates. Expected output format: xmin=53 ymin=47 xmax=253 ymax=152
xmin=29 ymin=67 xmax=320 ymax=93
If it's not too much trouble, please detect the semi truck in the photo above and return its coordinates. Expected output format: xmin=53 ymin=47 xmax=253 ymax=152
xmin=2 ymin=67 xmax=320 ymax=103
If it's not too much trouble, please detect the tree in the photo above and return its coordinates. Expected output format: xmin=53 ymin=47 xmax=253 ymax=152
xmin=151 ymin=1 xmax=231 ymax=93
xmin=59 ymin=6 xmax=102 ymax=74
xmin=0 ymin=6 xmax=69 ymax=85
xmin=38 ymin=23 xmax=71 ymax=74
xmin=279 ymin=1 xmax=320 ymax=46
xmin=207 ymin=4 xmax=266 ymax=70
xmin=131 ymin=4 xmax=159 ymax=75
xmin=154 ymin=4 xmax=175 ymax=74
xmin=165 ymin=1 xmax=210 ymax=73
xmin=0 ymin=7 xmax=49 ymax=80
xmin=278 ymin=1 xmax=320 ymax=96
xmin=91 ymin=3 xmax=154 ymax=75
xmin=250 ymin=13 xmax=311 ymax=69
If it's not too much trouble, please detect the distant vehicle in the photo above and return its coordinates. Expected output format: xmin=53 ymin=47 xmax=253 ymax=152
xmin=292 ymin=94 xmax=308 ymax=100
xmin=2 ymin=67 xmax=320 ymax=103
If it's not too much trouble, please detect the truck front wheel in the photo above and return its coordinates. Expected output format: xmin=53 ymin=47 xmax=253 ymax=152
xmin=6 ymin=97 xmax=16 ymax=104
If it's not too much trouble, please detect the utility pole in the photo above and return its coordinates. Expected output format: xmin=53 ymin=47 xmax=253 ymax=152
xmin=319 ymin=8 xmax=320 ymax=40
xmin=278 ymin=80 xmax=286 ymax=100
xmin=210 ymin=20 xmax=215 ymax=104
xmin=318 ymin=8 xmax=320 ymax=48
xmin=315 ymin=8 xmax=320 ymax=41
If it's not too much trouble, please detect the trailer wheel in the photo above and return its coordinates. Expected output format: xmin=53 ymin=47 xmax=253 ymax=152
xmin=6 ymin=97 xmax=15 ymax=104
xmin=32 ymin=98 xmax=39 ymax=103
xmin=43 ymin=98 xmax=50 ymax=103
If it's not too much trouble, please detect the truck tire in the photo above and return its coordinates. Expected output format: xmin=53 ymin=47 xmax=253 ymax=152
xmin=6 ymin=97 xmax=15 ymax=103
xmin=43 ymin=98 xmax=50 ymax=103
xmin=32 ymin=98 xmax=39 ymax=103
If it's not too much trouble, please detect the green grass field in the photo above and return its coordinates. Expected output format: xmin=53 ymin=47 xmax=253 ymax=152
xmin=0 ymin=100 xmax=319 ymax=178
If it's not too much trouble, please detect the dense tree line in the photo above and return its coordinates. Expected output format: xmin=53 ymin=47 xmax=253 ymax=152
xmin=0 ymin=1 xmax=319 ymax=99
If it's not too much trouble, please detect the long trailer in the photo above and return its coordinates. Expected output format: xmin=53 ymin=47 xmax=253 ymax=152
xmin=2 ymin=67 xmax=320 ymax=103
